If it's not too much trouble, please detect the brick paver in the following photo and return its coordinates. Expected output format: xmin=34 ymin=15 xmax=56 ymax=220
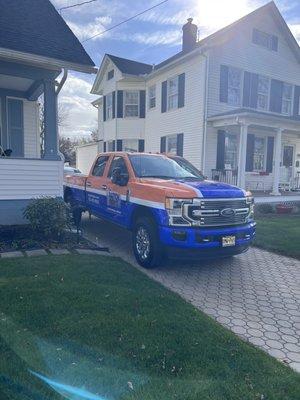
xmin=82 ymin=214 xmax=300 ymax=372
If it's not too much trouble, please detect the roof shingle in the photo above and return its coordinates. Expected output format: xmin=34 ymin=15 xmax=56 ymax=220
xmin=107 ymin=54 xmax=153 ymax=75
xmin=0 ymin=0 xmax=94 ymax=67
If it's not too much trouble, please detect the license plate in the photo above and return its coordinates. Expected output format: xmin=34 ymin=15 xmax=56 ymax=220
xmin=222 ymin=236 xmax=236 ymax=247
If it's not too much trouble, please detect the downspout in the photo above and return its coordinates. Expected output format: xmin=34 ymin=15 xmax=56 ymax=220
xmin=115 ymin=81 xmax=118 ymax=150
xmin=201 ymin=52 xmax=209 ymax=175
xmin=55 ymin=68 xmax=68 ymax=162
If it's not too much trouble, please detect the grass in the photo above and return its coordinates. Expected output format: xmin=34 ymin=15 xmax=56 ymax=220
xmin=0 ymin=255 xmax=299 ymax=400
xmin=254 ymin=214 xmax=300 ymax=259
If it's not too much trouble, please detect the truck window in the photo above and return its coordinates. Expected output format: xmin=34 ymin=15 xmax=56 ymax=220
xmin=108 ymin=156 xmax=128 ymax=178
xmin=92 ymin=155 xmax=110 ymax=176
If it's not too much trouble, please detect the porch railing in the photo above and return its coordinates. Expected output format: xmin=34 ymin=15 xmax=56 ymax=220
xmin=211 ymin=169 xmax=238 ymax=186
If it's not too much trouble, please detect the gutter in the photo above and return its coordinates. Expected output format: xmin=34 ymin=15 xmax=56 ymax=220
xmin=0 ymin=47 xmax=97 ymax=74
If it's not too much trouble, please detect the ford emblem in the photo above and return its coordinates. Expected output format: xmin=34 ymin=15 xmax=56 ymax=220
xmin=221 ymin=208 xmax=236 ymax=217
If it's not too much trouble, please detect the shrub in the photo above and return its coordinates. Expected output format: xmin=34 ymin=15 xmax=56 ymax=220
xmin=23 ymin=197 xmax=71 ymax=240
xmin=256 ymin=203 xmax=274 ymax=214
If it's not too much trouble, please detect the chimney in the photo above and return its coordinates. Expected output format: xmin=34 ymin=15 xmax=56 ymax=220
xmin=182 ymin=18 xmax=197 ymax=52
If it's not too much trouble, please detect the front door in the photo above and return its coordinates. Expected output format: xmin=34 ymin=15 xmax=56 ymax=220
xmin=282 ymin=145 xmax=294 ymax=181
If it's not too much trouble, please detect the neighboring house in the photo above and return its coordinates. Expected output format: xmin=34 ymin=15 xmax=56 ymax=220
xmin=90 ymin=1 xmax=300 ymax=196
xmin=0 ymin=0 xmax=95 ymax=225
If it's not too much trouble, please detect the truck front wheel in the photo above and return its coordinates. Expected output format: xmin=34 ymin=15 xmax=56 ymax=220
xmin=132 ymin=217 xmax=165 ymax=269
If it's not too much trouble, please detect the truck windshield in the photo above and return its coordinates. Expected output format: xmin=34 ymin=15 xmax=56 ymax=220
xmin=129 ymin=154 xmax=204 ymax=180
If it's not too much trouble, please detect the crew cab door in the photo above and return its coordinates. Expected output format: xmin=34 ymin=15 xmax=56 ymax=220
xmin=105 ymin=155 xmax=131 ymax=226
xmin=86 ymin=155 xmax=110 ymax=217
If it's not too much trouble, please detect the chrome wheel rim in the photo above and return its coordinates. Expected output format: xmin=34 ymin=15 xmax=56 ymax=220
xmin=136 ymin=227 xmax=151 ymax=261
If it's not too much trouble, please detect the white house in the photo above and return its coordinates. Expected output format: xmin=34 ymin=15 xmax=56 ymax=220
xmin=0 ymin=0 xmax=96 ymax=225
xmin=90 ymin=1 xmax=300 ymax=197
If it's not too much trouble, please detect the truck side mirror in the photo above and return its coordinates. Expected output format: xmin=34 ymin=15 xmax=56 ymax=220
xmin=111 ymin=167 xmax=128 ymax=186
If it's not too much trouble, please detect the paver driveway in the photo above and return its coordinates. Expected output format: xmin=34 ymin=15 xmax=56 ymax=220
xmin=81 ymin=214 xmax=300 ymax=372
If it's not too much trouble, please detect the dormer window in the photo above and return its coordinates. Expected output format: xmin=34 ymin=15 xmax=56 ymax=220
xmin=252 ymin=28 xmax=278 ymax=51
xmin=107 ymin=69 xmax=114 ymax=80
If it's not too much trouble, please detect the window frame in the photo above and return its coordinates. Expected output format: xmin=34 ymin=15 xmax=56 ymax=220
xmin=122 ymin=139 xmax=139 ymax=152
xmin=224 ymin=133 xmax=238 ymax=170
xmin=167 ymin=76 xmax=179 ymax=111
xmin=124 ymin=90 xmax=139 ymax=118
xmin=166 ymin=134 xmax=178 ymax=155
xmin=227 ymin=66 xmax=243 ymax=107
xmin=107 ymin=156 xmax=129 ymax=178
xmin=106 ymin=92 xmax=113 ymax=120
xmin=106 ymin=140 xmax=115 ymax=152
xmin=92 ymin=155 xmax=110 ymax=177
xmin=257 ymin=75 xmax=270 ymax=111
xmin=281 ymin=83 xmax=293 ymax=115
xmin=107 ymin=69 xmax=114 ymax=80
xmin=252 ymin=28 xmax=278 ymax=51
xmin=253 ymin=136 xmax=267 ymax=172
xmin=148 ymin=85 xmax=156 ymax=109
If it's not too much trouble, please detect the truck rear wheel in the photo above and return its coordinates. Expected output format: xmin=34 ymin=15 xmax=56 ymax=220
xmin=132 ymin=216 xmax=165 ymax=269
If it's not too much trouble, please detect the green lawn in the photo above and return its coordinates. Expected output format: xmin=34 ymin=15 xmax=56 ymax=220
xmin=0 ymin=255 xmax=299 ymax=400
xmin=254 ymin=214 xmax=300 ymax=259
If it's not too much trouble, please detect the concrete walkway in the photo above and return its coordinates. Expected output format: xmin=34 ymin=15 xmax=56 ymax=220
xmin=81 ymin=214 xmax=300 ymax=372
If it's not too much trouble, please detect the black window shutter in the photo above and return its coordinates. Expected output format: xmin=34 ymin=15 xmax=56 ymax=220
xmin=219 ymin=65 xmax=229 ymax=103
xmin=250 ymin=73 xmax=259 ymax=109
xmin=161 ymin=81 xmax=167 ymax=113
xmin=245 ymin=134 xmax=255 ymax=172
xmin=266 ymin=136 xmax=274 ymax=173
xmin=271 ymin=35 xmax=278 ymax=51
xmin=103 ymin=142 xmax=106 ymax=152
xmin=116 ymin=139 xmax=122 ymax=151
xmin=178 ymin=73 xmax=185 ymax=108
xmin=138 ymin=139 xmax=145 ymax=152
xmin=270 ymin=79 xmax=283 ymax=113
xmin=117 ymin=90 xmax=123 ymax=118
xmin=160 ymin=136 xmax=166 ymax=153
xmin=112 ymin=91 xmax=115 ymax=119
xmin=103 ymin=95 xmax=106 ymax=121
xmin=293 ymin=86 xmax=300 ymax=117
xmin=243 ymin=71 xmax=251 ymax=107
xmin=139 ymin=90 xmax=146 ymax=118
xmin=112 ymin=140 xmax=116 ymax=151
xmin=177 ymin=133 xmax=184 ymax=156
xmin=216 ymin=130 xmax=225 ymax=170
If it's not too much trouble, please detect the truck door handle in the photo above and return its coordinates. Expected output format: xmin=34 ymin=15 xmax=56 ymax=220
xmin=101 ymin=184 xmax=107 ymax=190
xmin=86 ymin=181 xmax=92 ymax=187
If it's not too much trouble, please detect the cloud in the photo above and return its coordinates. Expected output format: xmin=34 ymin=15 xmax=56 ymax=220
xmin=119 ymin=29 xmax=181 ymax=46
xmin=289 ymin=24 xmax=300 ymax=43
xmin=65 ymin=16 xmax=112 ymax=41
xmin=58 ymin=73 xmax=98 ymax=138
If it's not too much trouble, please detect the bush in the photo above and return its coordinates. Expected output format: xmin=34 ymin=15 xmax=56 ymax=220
xmin=256 ymin=203 xmax=274 ymax=214
xmin=23 ymin=197 xmax=71 ymax=240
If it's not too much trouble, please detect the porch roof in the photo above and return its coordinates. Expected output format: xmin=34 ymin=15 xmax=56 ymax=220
xmin=208 ymin=108 xmax=300 ymax=131
xmin=0 ymin=0 xmax=95 ymax=74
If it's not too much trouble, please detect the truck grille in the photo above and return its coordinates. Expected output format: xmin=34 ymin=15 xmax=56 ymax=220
xmin=184 ymin=198 xmax=250 ymax=227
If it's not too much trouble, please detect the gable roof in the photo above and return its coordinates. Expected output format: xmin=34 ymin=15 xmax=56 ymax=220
xmin=0 ymin=0 xmax=95 ymax=71
xmin=106 ymin=54 xmax=153 ymax=75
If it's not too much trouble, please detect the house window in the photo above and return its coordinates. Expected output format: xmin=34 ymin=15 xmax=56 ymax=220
xmin=252 ymin=29 xmax=278 ymax=51
xmin=257 ymin=75 xmax=270 ymax=111
xmin=166 ymin=134 xmax=178 ymax=154
xmin=282 ymin=83 xmax=293 ymax=115
xmin=148 ymin=85 xmax=156 ymax=109
xmin=107 ymin=140 xmax=115 ymax=152
xmin=224 ymin=133 xmax=238 ymax=169
xmin=167 ymin=77 xmax=179 ymax=110
xmin=123 ymin=139 xmax=139 ymax=152
xmin=124 ymin=91 xmax=139 ymax=117
xmin=107 ymin=69 xmax=114 ymax=80
xmin=228 ymin=67 xmax=242 ymax=106
xmin=253 ymin=137 xmax=266 ymax=171
xmin=106 ymin=93 xmax=113 ymax=120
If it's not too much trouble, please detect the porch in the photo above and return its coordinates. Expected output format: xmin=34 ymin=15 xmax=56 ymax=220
xmin=0 ymin=60 xmax=63 ymax=224
xmin=207 ymin=109 xmax=300 ymax=199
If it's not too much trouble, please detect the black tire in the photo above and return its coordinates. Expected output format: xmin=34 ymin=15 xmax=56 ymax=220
xmin=132 ymin=216 xmax=165 ymax=268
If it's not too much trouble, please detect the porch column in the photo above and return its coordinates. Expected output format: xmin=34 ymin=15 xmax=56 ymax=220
xmin=271 ymin=128 xmax=283 ymax=196
xmin=43 ymin=79 xmax=60 ymax=160
xmin=237 ymin=123 xmax=248 ymax=189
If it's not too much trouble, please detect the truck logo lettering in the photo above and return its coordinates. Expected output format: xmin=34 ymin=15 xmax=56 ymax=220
xmin=220 ymin=208 xmax=236 ymax=217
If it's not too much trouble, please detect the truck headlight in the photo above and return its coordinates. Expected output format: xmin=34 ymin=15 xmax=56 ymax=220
xmin=165 ymin=198 xmax=192 ymax=226
xmin=245 ymin=191 xmax=254 ymax=219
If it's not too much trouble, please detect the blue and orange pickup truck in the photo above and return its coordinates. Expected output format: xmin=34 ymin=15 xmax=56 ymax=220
xmin=64 ymin=152 xmax=256 ymax=268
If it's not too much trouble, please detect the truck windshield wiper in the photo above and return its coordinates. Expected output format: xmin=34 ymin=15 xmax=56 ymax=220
xmin=141 ymin=175 xmax=175 ymax=179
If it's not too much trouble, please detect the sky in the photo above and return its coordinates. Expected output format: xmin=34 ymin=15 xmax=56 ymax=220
xmin=51 ymin=0 xmax=300 ymax=138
